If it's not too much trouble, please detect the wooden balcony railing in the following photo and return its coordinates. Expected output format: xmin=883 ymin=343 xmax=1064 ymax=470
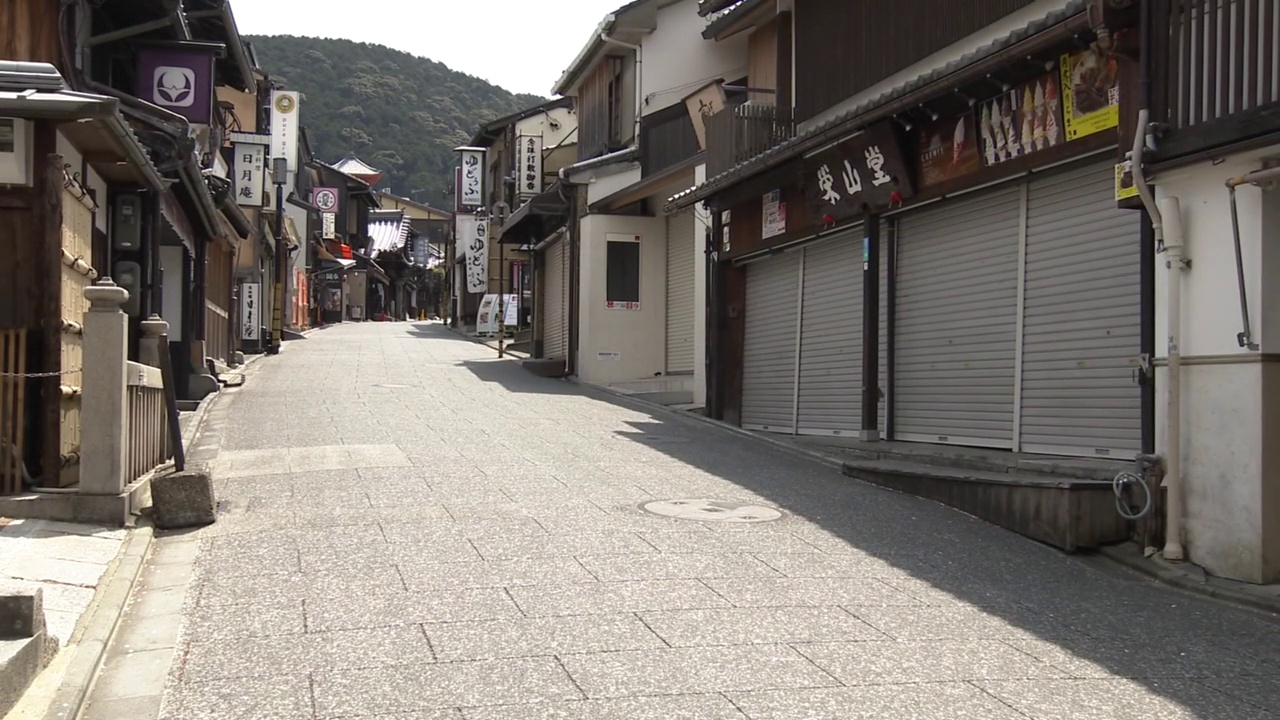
xmin=125 ymin=361 xmax=172 ymax=483
xmin=1153 ymin=0 xmax=1280 ymax=157
xmin=705 ymin=103 xmax=796 ymax=179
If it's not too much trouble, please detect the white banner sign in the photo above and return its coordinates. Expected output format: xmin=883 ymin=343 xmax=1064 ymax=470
xmin=502 ymin=293 xmax=520 ymax=326
xmin=269 ymin=90 xmax=300 ymax=180
xmin=232 ymin=142 xmax=265 ymax=207
xmin=458 ymin=149 xmax=485 ymax=208
xmin=518 ymin=135 xmax=542 ymax=199
xmin=459 ymin=214 xmax=489 ymax=293
xmin=240 ymin=282 xmax=260 ymax=340
xmin=322 ymin=212 xmax=336 ymax=240
xmin=476 ymin=294 xmax=498 ymax=334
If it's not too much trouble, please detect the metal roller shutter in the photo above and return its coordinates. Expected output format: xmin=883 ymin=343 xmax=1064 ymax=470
xmin=1020 ymin=159 xmax=1141 ymax=457
xmin=741 ymin=251 xmax=801 ymax=433
xmin=796 ymin=231 xmax=862 ymax=435
xmin=543 ymin=238 xmax=567 ymax=359
xmin=665 ymin=211 xmax=696 ymax=374
xmin=895 ymin=185 xmax=1021 ymax=448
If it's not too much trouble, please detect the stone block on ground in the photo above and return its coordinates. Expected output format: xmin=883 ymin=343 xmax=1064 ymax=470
xmin=151 ymin=466 xmax=216 ymax=529
xmin=0 ymin=582 xmax=43 ymax=639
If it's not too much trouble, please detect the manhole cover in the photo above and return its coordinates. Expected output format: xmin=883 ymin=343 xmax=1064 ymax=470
xmin=642 ymin=499 xmax=784 ymax=523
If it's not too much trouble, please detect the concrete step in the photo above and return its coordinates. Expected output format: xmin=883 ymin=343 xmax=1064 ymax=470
xmin=0 ymin=584 xmax=57 ymax=717
xmin=522 ymin=358 xmax=567 ymax=378
xmin=620 ymin=389 xmax=694 ymax=406
xmin=841 ymin=459 xmax=1129 ymax=553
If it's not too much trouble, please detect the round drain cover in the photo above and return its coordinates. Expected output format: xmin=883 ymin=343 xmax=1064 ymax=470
xmin=642 ymin=499 xmax=783 ymax=523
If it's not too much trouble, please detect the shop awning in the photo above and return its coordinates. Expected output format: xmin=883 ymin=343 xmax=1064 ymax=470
xmin=667 ymin=0 xmax=1089 ymax=212
xmin=499 ymin=185 xmax=569 ymax=244
xmin=367 ymin=210 xmax=411 ymax=254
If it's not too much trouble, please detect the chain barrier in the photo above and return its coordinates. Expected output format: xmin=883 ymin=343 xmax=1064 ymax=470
xmin=0 ymin=368 xmax=82 ymax=379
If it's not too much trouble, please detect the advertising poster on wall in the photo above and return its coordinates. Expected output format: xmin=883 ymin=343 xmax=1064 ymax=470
xmin=1060 ymin=43 xmax=1120 ymax=141
xmin=917 ymin=112 xmax=982 ymax=187
xmin=978 ymin=72 xmax=1064 ymax=167
xmin=762 ymin=190 xmax=786 ymax=239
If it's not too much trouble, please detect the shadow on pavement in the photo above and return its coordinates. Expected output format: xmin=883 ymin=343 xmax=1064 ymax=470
xmin=452 ymin=345 xmax=1280 ymax=718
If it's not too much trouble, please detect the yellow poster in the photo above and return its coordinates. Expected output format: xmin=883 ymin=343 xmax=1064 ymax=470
xmin=1060 ymin=45 xmax=1120 ymax=141
xmin=1115 ymin=161 xmax=1138 ymax=201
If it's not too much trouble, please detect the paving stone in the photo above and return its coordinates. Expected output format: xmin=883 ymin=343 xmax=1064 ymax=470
xmin=399 ymin=558 xmax=596 ymax=591
xmin=470 ymin=533 xmax=657 ymax=560
xmin=461 ymin=694 xmax=748 ymax=719
xmin=507 ymin=580 xmax=730 ymax=617
xmin=560 ymin=644 xmax=839 ymax=698
xmin=159 ymin=673 xmax=313 ymax=720
xmin=639 ymin=606 xmax=887 ymax=646
xmin=312 ymin=658 xmax=582 ymax=716
xmin=702 ymin=577 xmax=924 ymax=608
xmin=793 ymin=639 xmax=1066 ymax=684
xmin=729 ymin=682 xmax=1030 ymax=719
xmin=181 ymin=625 xmax=433 ymax=681
xmin=424 ymin=613 xmax=664 ymax=661
xmin=305 ymin=587 xmax=521 ymax=632
xmin=185 ymin=600 xmax=305 ymax=642
xmin=576 ymin=553 xmax=781 ymax=582
xmin=639 ymin=531 xmax=822 ymax=555
xmin=976 ymin=677 xmax=1280 ymax=719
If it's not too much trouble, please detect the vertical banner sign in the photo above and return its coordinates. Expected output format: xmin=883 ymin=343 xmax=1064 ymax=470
xmin=458 ymin=149 xmax=485 ymax=208
xmin=229 ymin=133 xmax=269 ymax=207
xmin=240 ymin=282 xmax=260 ymax=340
xmin=136 ymin=47 xmax=216 ymax=124
xmin=322 ymin=213 xmax=337 ymax=240
xmin=518 ymin=136 xmax=543 ymax=200
xmin=270 ymin=90 xmax=300 ymax=180
xmin=459 ymin=215 xmax=490 ymax=293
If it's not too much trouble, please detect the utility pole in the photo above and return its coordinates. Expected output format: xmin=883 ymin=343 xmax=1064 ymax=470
xmin=269 ymin=157 xmax=288 ymax=354
xmin=491 ymin=200 xmax=509 ymax=358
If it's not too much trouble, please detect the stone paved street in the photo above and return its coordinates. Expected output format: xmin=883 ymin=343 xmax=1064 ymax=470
xmin=140 ymin=322 xmax=1280 ymax=719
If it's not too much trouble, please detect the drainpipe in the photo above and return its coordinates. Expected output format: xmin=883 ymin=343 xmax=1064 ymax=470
xmin=599 ymin=31 xmax=643 ymax=148
xmin=1130 ymin=107 xmax=1187 ymax=562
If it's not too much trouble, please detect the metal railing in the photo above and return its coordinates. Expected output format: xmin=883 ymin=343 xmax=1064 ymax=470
xmin=705 ymin=103 xmax=796 ymax=178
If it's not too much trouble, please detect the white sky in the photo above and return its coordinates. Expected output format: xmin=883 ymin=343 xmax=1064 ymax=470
xmin=229 ymin=0 xmax=623 ymax=97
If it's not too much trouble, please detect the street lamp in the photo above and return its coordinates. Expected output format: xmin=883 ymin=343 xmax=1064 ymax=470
xmin=269 ymin=157 xmax=288 ymax=354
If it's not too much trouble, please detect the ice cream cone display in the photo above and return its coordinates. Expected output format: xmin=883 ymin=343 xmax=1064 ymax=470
xmin=1033 ymin=81 xmax=1047 ymax=151
xmin=1001 ymin=96 xmax=1018 ymax=158
xmin=980 ymin=103 xmax=996 ymax=165
xmin=991 ymin=100 xmax=1007 ymax=162
xmin=952 ymin=117 xmax=966 ymax=165
xmin=1021 ymin=85 xmax=1035 ymax=155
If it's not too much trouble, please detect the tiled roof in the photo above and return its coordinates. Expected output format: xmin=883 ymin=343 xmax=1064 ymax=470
xmin=668 ymin=0 xmax=1088 ymax=212
xmin=702 ymin=0 xmax=769 ymax=39
xmin=367 ymin=210 xmax=411 ymax=256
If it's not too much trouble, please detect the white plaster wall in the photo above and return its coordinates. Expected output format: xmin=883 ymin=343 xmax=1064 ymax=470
xmin=159 ymin=246 xmax=185 ymax=342
xmin=585 ymin=166 xmax=643 ymax=205
xmin=692 ymin=164 xmax=709 ymax=405
xmin=1152 ymin=147 xmax=1280 ymax=583
xmin=642 ymin=0 xmax=748 ymax=115
xmin=86 ymin=166 xmax=108 ymax=235
xmin=801 ymin=0 xmax=1075 ymax=130
xmin=577 ymin=212 xmax=667 ymax=384
xmin=515 ymin=107 xmax=578 ymax=151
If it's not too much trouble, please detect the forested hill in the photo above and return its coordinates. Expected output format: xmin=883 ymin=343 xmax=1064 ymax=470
xmin=247 ymin=35 xmax=545 ymax=208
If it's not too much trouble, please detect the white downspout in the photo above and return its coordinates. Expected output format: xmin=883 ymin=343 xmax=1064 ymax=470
xmin=600 ymin=31 xmax=643 ymax=148
xmin=1130 ymin=108 xmax=1185 ymax=562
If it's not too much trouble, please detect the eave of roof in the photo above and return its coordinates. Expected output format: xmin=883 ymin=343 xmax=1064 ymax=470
xmin=668 ymin=0 xmax=1090 ymax=212
xmin=702 ymin=0 xmax=773 ymax=40
xmin=470 ymin=97 xmax=574 ymax=147
xmin=551 ymin=0 xmax=655 ymax=96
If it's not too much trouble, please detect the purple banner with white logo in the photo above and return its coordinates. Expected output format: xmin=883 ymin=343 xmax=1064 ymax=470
xmin=136 ymin=47 xmax=215 ymax=124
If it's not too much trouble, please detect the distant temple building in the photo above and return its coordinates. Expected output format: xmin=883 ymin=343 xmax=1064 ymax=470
xmin=333 ymin=154 xmax=382 ymax=186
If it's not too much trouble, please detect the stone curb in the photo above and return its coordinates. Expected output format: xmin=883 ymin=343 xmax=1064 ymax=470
xmin=37 ymin=523 xmax=153 ymax=720
xmin=1097 ymin=545 xmax=1280 ymax=616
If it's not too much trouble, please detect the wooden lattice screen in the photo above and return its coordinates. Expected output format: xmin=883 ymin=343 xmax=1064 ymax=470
xmin=56 ymin=181 xmax=96 ymax=487
xmin=0 ymin=329 xmax=26 ymax=494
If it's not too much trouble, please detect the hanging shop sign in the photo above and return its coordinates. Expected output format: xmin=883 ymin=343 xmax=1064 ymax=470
xmin=136 ymin=47 xmax=216 ymax=124
xmin=518 ymin=136 xmax=543 ymax=200
xmin=229 ymin=132 xmax=269 ymax=207
xmin=801 ymin=121 xmax=914 ymax=225
xmin=311 ymin=187 xmax=339 ymax=214
xmin=457 ymin=148 xmax=485 ymax=209
xmin=459 ymin=214 xmax=489 ymax=293
xmin=269 ymin=90 xmax=300 ymax=180
xmin=240 ymin=282 xmax=260 ymax=340
xmin=978 ymin=71 xmax=1065 ymax=168
xmin=322 ymin=213 xmax=337 ymax=240
xmin=684 ymin=81 xmax=728 ymax=151
xmin=1060 ymin=42 xmax=1120 ymax=141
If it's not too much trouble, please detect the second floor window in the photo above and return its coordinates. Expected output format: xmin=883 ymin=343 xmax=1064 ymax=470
xmin=606 ymin=57 xmax=624 ymax=148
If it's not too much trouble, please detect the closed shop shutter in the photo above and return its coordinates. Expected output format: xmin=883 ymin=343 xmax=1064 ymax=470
xmin=1020 ymin=159 xmax=1141 ymax=457
xmin=895 ymin=185 xmax=1021 ymax=448
xmin=796 ymin=231 xmax=862 ymax=435
xmin=543 ymin=237 xmax=567 ymax=359
xmin=665 ymin=210 xmax=696 ymax=374
xmin=741 ymin=251 xmax=801 ymax=432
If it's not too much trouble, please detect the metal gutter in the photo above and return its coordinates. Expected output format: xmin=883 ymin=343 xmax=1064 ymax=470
xmin=558 ymin=146 xmax=640 ymax=184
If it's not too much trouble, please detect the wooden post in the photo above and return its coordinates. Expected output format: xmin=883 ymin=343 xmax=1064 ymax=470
xmin=79 ymin=279 xmax=130 ymax=495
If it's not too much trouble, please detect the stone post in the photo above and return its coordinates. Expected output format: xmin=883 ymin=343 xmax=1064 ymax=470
xmin=80 ymin=279 xmax=130 ymax=496
xmin=138 ymin=314 xmax=169 ymax=369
